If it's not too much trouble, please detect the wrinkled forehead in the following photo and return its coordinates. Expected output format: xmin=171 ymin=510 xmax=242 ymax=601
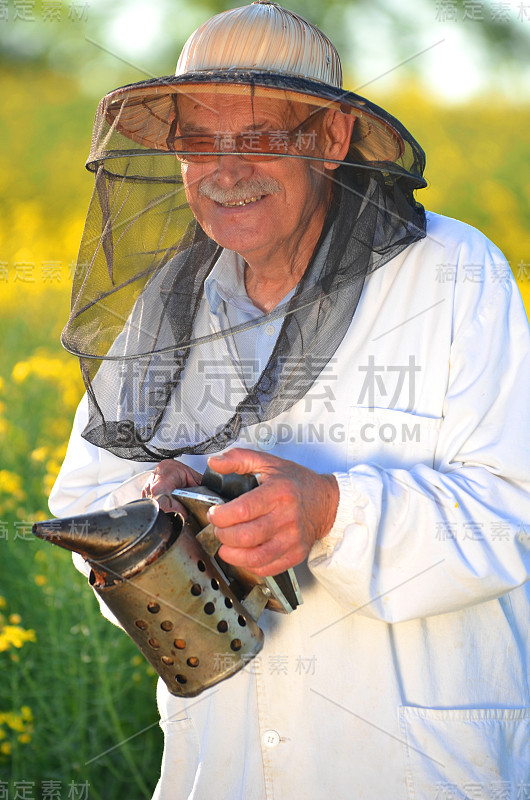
xmin=176 ymin=88 xmax=314 ymax=132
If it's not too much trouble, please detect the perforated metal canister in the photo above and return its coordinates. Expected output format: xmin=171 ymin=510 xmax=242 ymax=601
xmin=91 ymin=518 xmax=264 ymax=696
xmin=33 ymin=498 xmax=267 ymax=697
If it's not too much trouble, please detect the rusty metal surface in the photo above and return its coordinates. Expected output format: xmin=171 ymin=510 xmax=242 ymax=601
xmin=95 ymin=522 xmax=264 ymax=696
xmin=32 ymin=481 xmax=302 ymax=695
xmin=33 ymin=500 xmax=160 ymax=556
xmin=33 ymin=499 xmax=176 ymax=580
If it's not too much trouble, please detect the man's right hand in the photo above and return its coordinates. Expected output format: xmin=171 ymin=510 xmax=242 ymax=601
xmin=141 ymin=459 xmax=202 ymax=513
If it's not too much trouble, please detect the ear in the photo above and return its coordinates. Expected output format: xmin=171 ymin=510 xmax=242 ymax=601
xmin=321 ymin=110 xmax=355 ymax=171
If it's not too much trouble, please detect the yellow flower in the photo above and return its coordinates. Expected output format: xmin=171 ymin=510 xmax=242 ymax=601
xmin=45 ymin=459 xmax=61 ymax=479
xmin=30 ymin=447 xmax=48 ymax=463
xmin=0 ymin=598 xmax=6 ymax=609
xmin=11 ymin=361 xmax=31 ymax=384
xmin=43 ymin=472 xmax=57 ymax=496
xmin=0 ymin=705 xmax=33 ymax=753
xmin=8 ymin=614 xmax=21 ymax=625
xmin=0 ymin=625 xmax=36 ymax=652
xmin=34 ymin=575 xmax=47 ymax=587
xmin=0 ymin=471 xmax=25 ymax=500
xmin=2 ymin=712 xmax=25 ymax=733
xmin=10 ymin=353 xmax=83 ymax=410
xmin=53 ymin=442 xmax=68 ymax=461
xmin=29 ymin=511 xmax=48 ymax=523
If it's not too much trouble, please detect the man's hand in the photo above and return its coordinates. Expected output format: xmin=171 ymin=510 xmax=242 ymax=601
xmin=141 ymin=459 xmax=201 ymax=513
xmin=206 ymin=448 xmax=339 ymax=576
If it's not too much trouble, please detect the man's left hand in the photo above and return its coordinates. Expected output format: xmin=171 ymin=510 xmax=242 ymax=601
xmin=206 ymin=448 xmax=339 ymax=576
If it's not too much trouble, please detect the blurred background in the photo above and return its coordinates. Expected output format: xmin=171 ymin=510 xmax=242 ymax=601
xmin=0 ymin=1 xmax=529 ymax=797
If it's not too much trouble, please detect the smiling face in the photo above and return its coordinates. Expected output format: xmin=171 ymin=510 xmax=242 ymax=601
xmin=176 ymin=91 xmax=350 ymax=274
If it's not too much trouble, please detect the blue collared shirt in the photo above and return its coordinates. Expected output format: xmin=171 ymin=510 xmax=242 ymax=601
xmin=204 ymin=249 xmax=295 ymax=387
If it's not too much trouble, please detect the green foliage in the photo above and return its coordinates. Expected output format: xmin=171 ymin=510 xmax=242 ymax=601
xmin=0 ymin=313 xmax=163 ymax=797
xmin=0 ymin=540 xmax=162 ymax=798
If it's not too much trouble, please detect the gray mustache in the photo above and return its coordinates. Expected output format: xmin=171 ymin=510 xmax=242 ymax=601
xmin=198 ymin=177 xmax=281 ymax=203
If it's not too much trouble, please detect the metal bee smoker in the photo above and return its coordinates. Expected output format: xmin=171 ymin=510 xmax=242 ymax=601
xmin=32 ymin=467 xmax=302 ymax=697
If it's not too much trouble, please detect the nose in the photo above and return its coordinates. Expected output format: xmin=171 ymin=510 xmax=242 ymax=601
xmin=213 ymin=154 xmax=254 ymax=188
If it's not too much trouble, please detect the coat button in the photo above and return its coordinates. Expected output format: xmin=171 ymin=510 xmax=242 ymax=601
xmin=256 ymin=429 xmax=276 ymax=450
xmin=262 ymin=729 xmax=280 ymax=748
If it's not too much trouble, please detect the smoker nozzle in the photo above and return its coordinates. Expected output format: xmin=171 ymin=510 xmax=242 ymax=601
xmin=32 ymin=499 xmax=176 ymax=579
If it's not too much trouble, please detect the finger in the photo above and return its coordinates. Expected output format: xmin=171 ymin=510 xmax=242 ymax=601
xmin=212 ymin=513 xmax=276 ymax=549
xmin=142 ymin=477 xmax=158 ymax=497
xmin=153 ymin=459 xmax=201 ymax=482
xmin=218 ymin=539 xmax=303 ymax=576
xmin=155 ymin=493 xmax=187 ymax=516
xmin=161 ymin=463 xmax=202 ymax=486
xmin=147 ymin=476 xmax=180 ymax=497
xmin=143 ymin=461 xmax=201 ymax=498
xmin=207 ymin=447 xmax=276 ymax=477
xmin=207 ymin=482 xmax=279 ymax=528
xmin=183 ymin=465 xmax=202 ymax=485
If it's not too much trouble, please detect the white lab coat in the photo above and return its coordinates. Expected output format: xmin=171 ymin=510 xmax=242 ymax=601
xmin=50 ymin=212 xmax=530 ymax=800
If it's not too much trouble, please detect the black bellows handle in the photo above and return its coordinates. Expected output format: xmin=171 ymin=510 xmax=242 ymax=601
xmin=201 ymin=466 xmax=258 ymax=500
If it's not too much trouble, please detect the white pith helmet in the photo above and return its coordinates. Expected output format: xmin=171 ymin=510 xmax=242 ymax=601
xmin=175 ymin=0 xmax=342 ymax=88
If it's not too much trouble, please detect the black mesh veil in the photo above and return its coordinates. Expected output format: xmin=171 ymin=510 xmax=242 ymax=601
xmin=63 ymin=73 xmax=427 ymax=461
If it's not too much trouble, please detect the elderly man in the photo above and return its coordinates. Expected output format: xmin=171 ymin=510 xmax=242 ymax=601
xmin=50 ymin=2 xmax=529 ymax=798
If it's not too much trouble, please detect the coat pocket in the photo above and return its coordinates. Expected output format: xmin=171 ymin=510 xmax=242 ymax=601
xmin=399 ymin=705 xmax=529 ymax=800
